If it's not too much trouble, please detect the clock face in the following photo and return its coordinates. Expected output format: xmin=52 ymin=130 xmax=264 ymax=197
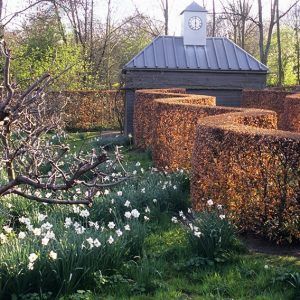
xmin=188 ymin=16 xmax=202 ymax=30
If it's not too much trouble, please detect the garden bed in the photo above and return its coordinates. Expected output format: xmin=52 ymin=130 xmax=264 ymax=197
xmin=0 ymin=134 xmax=299 ymax=299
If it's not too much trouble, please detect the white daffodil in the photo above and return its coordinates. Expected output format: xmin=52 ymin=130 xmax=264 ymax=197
xmin=64 ymin=217 xmax=72 ymax=228
xmin=38 ymin=214 xmax=47 ymax=222
xmin=171 ymin=217 xmax=178 ymax=224
xmin=18 ymin=232 xmax=26 ymax=239
xmin=33 ymin=228 xmax=42 ymax=236
xmin=116 ymin=229 xmax=123 ymax=237
xmin=194 ymin=231 xmax=202 ymax=238
xmin=86 ymin=237 xmax=94 ymax=248
xmin=49 ymin=251 xmax=57 ymax=260
xmin=45 ymin=193 xmax=52 ymax=198
xmin=3 ymin=226 xmax=13 ymax=234
xmin=41 ymin=222 xmax=53 ymax=231
xmin=0 ymin=233 xmax=7 ymax=244
xmin=28 ymin=253 xmax=38 ymax=263
xmin=124 ymin=211 xmax=131 ymax=219
xmin=108 ymin=222 xmax=116 ymax=229
xmin=41 ymin=237 xmax=50 ymax=246
xmin=131 ymin=209 xmax=140 ymax=218
xmin=94 ymin=238 xmax=101 ymax=248
xmin=124 ymin=200 xmax=131 ymax=207
xmin=73 ymin=206 xmax=80 ymax=214
xmin=107 ymin=236 xmax=114 ymax=244
xmin=207 ymin=199 xmax=214 ymax=206
xmin=19 ymin=216 xmax=30 ymax=225
xmin=79 ymin=209 xmax=90 ymax=218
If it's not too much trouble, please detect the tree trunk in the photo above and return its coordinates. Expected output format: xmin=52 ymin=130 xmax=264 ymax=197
xmin=295 ymin=5 xmax=300 ymax=84
xmin=89 ymin=0 xmax=94 ymax=63
xmin=212 ymin=0 xmax=216 ymax=36
xmin=163 ymin=0 xmax=168 ymax=35
xmin=53 ymin=0 xmax=67 ymax=44
xmin=276 ymin=0 xmax=284 ymax=86
xmin=263 ymin=0 xmax=277 ymax=65
xmin=0 ymin=0 xmax=3 ymax=37
xmin=258 ymin=0 xmax=264 ymax=63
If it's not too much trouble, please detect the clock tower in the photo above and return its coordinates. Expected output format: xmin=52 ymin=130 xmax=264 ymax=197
xmin=181 ymin=1 xmax=207 ymax=46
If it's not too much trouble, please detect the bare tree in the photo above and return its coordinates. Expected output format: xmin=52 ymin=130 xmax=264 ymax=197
xmin=212 ymin=0 xmax=216 ymax=36
xmin=0 ymin=41 xmax=128 ymax=205
xmin=221 ymin=0 xmax=254 ymax=48
xmin=160 ymin=0 xmax=169 ymax=35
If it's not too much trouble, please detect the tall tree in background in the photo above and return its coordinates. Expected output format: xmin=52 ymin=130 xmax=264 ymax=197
xmin=293 ymin=4 xmax=300 ymax=84
xmin=212 ymin=0 xmax=216 ymax=36
xmin=257 ymin=0 xmax=299 ymax=65
xmin=160 ymin=0 xmax=169 ymax=35
xmin=276 ymin=0 xmax=284 ymax=86
xmin=0 ymin=0 xmax=3 ymax=37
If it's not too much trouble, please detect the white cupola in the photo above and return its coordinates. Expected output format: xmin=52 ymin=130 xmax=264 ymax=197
xmin=181 ymin=1 xmax=208 ymax=46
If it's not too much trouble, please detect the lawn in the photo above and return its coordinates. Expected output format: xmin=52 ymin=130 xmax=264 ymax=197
xmin=0 ymin=133 xmax=298 ymax=300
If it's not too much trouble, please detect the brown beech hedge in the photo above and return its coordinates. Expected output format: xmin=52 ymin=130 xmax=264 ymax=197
xmin=134 ymin=89 xmax=300 ymax=244
xmin=242 ymin=89 xmax=300 ymax=133
xmin=46 ymin=90 xmax=124 ymax=131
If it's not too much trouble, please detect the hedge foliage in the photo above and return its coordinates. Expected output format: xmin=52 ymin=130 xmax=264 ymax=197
xmin=191 ymin=111 xmax=300 ymax=244
xmin=242 ymin=89 xmax=300 ymax=132
xmin=284 ymin=94 xmax=300 ymax=132
xmin=134 ymin=89 xmax=300 ymax=244
xmin=134 ymin=89 xmax=216 ymax=169
xmin=46 ymin=90 xmax=124 ymax=131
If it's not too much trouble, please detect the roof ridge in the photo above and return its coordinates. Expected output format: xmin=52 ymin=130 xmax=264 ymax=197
xmin=180 ymin=1 xmax=208 ymax=14
xmin=123 ymin=36 xmax=268 ymax=72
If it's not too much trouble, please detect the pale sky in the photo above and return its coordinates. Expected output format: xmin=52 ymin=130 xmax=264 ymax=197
xmin=2 ymin=0 xmax=298 ymax=35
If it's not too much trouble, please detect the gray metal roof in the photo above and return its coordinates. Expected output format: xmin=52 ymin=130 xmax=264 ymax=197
xmin=180 ymin=2 xmax=208 ymax=14
xmin=124 ymin=36 xmax=268 ymax=72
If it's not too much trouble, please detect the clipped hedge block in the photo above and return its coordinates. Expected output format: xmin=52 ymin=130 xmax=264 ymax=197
xmin=46 ymin=90 xmax=124 ymax=131
xmin=133 ymin=88 xmax=300 ymax=243
xmin=241 ymin=89 xmax=300 ymax=132
xmin=134 ymin=89 xmax=216 ymax=169
xmin=191 ymin=112 xmax=300 ymax=243
xmin=283 ymin=94 xmax=300 ymax=132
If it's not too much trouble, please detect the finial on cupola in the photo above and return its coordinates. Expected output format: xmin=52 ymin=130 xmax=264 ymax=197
xmin=181 ymin=1 xmax=208 ymax=46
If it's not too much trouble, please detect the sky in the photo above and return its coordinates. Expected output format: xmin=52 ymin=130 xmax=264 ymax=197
xmin=2 ymin=0 xmax=298 ymax=35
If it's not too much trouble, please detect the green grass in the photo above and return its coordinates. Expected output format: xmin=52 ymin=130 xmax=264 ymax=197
xmin=96 ymin=224 xmax=299 ymax=300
